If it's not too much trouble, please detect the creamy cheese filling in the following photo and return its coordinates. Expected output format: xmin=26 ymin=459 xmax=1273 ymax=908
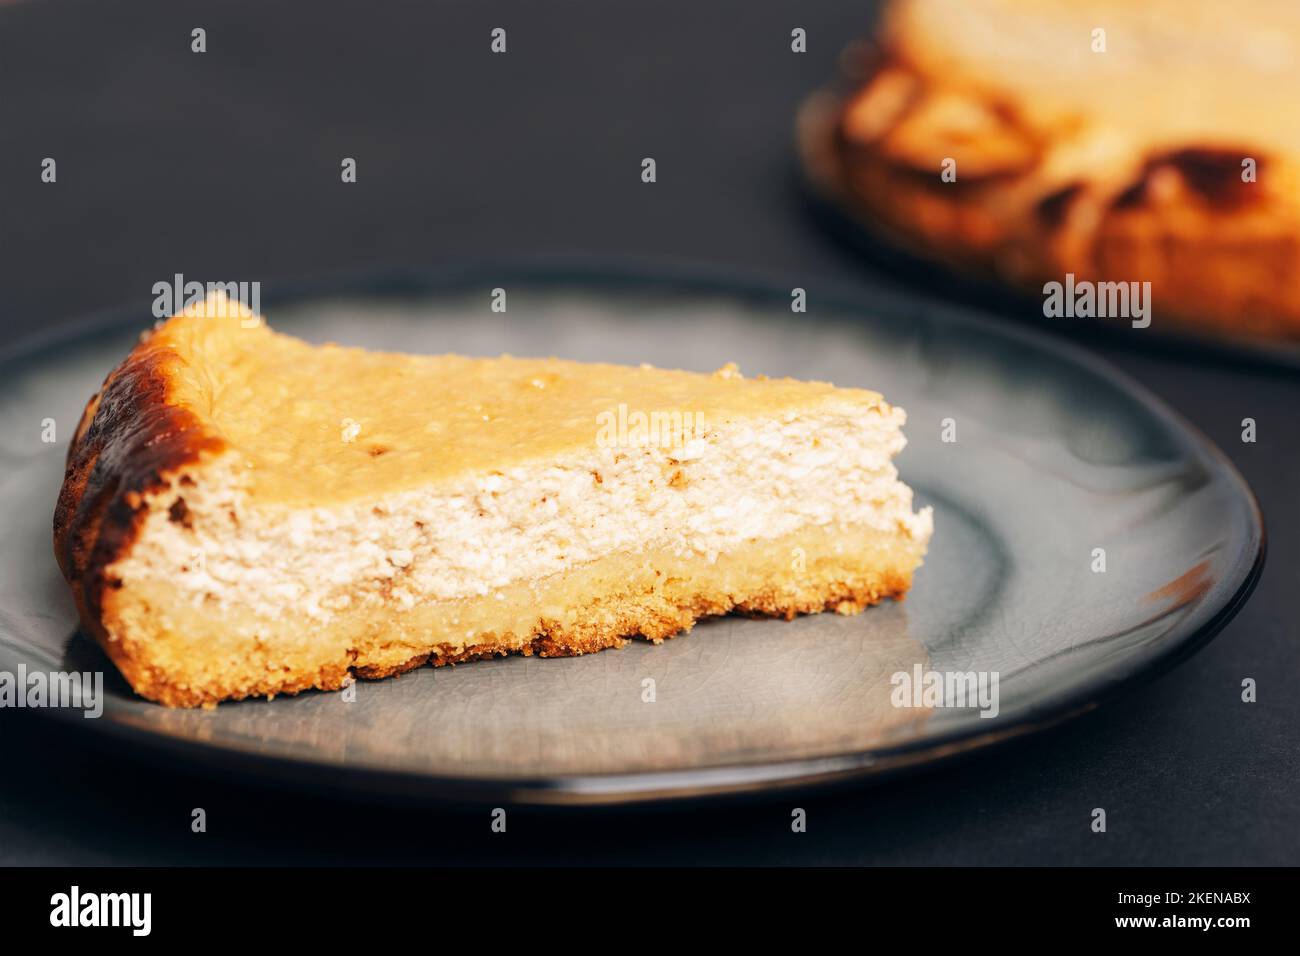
xmin=112 ymin=404 xmax=933 ymax=622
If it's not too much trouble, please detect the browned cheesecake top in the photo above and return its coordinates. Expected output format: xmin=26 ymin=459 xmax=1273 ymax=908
xmin=143 ymin=295 xmax=891 ymax=504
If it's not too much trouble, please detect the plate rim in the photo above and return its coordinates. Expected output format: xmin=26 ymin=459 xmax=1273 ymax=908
xmin=1 ymin=257 xmax=1267 ymax=805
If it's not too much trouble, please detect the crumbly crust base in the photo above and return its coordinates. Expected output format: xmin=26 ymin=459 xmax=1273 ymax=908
xmin=95 ymin=523 xmax=924 ymax=707
xmin=378 ymin=556 xmax=913 ymax=675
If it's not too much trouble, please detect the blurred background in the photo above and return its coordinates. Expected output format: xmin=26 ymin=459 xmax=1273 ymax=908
xmin=1 ymin=0 xmax=864 ymax=327
xmin=0 ymin=0 xmax=1296 ymax=865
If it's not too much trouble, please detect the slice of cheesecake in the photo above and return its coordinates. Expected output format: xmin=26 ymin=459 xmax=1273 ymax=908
xmin=54 ymin=293 xmax=933 ymax=707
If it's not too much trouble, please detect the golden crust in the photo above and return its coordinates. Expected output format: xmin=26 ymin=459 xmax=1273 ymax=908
xmin=386 ymin=571 xmax=911 ymax=675
xmin=113 ymin=536 xmax=917 ymax=708
xmin=807 ymin=4 xmax=1300 ymax=341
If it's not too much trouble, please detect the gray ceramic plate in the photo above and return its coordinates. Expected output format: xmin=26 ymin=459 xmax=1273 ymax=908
xmin=0 ymin=263 xmax=1264 ymax=804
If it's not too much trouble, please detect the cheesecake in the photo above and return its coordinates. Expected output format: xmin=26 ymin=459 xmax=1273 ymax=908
xmin=804 ymin=0 xmax=1300 ymax=341
xmin=54 ymin=293 xmax=934 ymax=707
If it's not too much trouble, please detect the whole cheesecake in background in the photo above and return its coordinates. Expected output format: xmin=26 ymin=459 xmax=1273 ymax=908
xmin=54 ymin=294 xmax=933 ymax=707
xmin=802 ymin=0 xmax=1300 ymax=341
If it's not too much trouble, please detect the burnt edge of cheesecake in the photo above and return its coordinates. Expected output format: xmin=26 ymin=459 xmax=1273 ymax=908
xmin=53 ymin=326 xmax=226 ymax=671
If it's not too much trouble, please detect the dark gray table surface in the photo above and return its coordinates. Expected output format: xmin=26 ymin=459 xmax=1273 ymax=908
xmin=1 ymin=0 xmax=1296 ymax=865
